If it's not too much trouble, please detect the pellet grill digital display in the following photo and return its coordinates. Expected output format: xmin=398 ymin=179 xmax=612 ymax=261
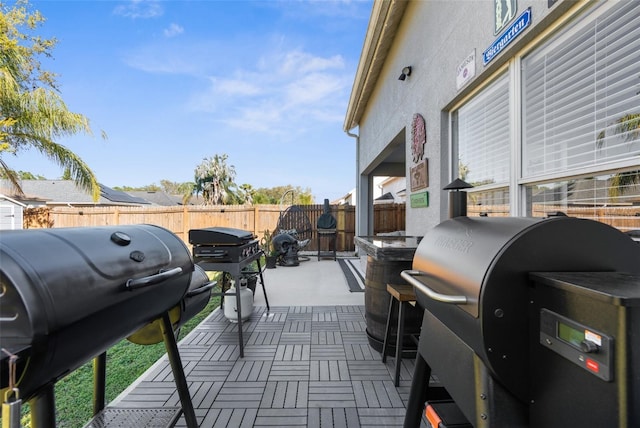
xmin=539 ymin=308 xmax=613 ymax=381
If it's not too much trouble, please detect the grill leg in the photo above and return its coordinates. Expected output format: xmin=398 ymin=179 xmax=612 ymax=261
xmin=403 ymin=354 xmax=431 ymax=428
xmin=29 ymin=383 xmax=55 ymax=428
xmin=93 ymin=352 xmax=107 ymax=415
xmin=161 ymin=312 xmax=198 ymax=428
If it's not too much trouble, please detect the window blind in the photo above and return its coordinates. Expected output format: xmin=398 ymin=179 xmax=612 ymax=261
xmin=522 ymin=1 xmax=640 ymax=178
xmin=457 ymin=72 xmax=511 ymax=186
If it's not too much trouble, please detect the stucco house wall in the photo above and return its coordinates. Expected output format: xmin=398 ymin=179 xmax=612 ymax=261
xmin=347 ymin=0 xmax=586 ymax=236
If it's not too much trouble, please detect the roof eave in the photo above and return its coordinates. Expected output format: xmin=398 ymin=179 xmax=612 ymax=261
xmin=343 ymin=0 xmax=409 ymax=132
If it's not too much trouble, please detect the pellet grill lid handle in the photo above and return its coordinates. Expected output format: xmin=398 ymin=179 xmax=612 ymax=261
xmin=401 ymin=270 xmax=467 ymax=304
xmin=126 ymin=267 xmax=183 ymax=291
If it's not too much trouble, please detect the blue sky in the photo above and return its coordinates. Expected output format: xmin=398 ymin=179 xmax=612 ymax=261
xmin=10 ymin=0 xmax=372 ymax=202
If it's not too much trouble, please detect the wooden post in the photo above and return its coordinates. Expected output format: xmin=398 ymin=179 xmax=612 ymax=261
xmin=254 ymin=205 xmax=260 ymax=238
xmin=183 ymin=205 xmax=189 ymax=244
xmin=337 ymin=205 xmax=346 ymax=252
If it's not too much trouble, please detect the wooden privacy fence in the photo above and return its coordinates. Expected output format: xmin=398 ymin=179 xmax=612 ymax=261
xmin=25 ymin=203 xmax=406 ymax=252
xmin=467 ymin=204 xmax=640 ymax=233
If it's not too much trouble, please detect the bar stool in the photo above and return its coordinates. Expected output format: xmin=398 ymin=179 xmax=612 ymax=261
xmin=382 ymin=283 xmax=418 ymax=386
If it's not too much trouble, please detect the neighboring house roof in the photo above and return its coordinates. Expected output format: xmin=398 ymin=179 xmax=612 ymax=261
xmin=126 ymin=191 xmax=182 ymax=206
xmin=0 ymin=180 xmax=150 ymax=206
xmin=374 ymin=192 xmax=396 ymax=204
xmin=0 ymin=193 xmax=27 ymax=207
xmin=332 ymin=188 xmax=355 ymax=205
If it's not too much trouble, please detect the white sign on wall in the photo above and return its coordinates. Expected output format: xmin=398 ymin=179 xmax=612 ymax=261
xmin=456 ymin=50 xmax=476 ymax=90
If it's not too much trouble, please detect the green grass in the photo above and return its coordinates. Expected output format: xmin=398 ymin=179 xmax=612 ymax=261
xmin=15 ymin=272 xmax=224 ymax=428
xmin=56 ymin=296 xmax=221 ymax=428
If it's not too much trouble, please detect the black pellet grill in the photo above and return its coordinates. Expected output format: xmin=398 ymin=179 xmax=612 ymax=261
xmin=0 ymin=225 xmax=215 ymax=428
xmin=402 ymin=216 xmax=640 ymax=428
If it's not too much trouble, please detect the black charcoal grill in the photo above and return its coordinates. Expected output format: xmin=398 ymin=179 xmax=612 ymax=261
xmin=0 ymin=225 xmax=212 ymax=427
xmin=402 ymin=215 xmax=640 ymax=428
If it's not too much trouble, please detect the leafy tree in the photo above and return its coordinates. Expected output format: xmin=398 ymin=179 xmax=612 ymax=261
xmin=252 ymin=185 xmax=313 ymax=205
xmin=596 ymin=113 xmax=640 ymax=198
xmin=193 ymin=154 xmax=238 ymax=205
xmin=113 ymin=184 xmax=161 ymax=192
xmin=159 ymin=179 xmax=193 ymax=196
xmin=158 ymin=179 xmax=195 ymax=205
xmin=0 ymin=0 xmax=104 ymax=200
xmin=596 ymin=113 xmax=640 ymax=149
xmin=0 ymin=169 xmax=44 ymax=180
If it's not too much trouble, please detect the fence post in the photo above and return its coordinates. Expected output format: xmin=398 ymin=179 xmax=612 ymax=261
xmin=337 ymin=205 xmax=346 ymax=252
xmin=254 ymin=205 xmax=260 ymax=238
xmin=113 ymin=208 xmax=120 ymax=225
xmin=183 ymin=206 xmax=189 ymax=243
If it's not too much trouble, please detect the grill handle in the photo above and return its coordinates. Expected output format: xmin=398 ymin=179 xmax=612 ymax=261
xmin=126 ymin=267 xmax=183 ymax=291
xmin=400 ymin=270 xmax=467 ymax=304
xmin=186 ymin=281 xmax=217 ymax=297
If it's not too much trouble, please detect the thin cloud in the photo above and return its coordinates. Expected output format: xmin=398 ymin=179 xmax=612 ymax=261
xmin=204 ymin=49 xmax=350 ymax=135
xmin=269 ymin=0 xmax=372 ymax=20
xmin=215 ymin=78 xmax=262 ymax=96
xmin=225 ymin=104 xmax=284 ymax=134
xmin=285 ymin=72 xmax=346 ymax=106
xmin=121 ymin=32 xmax=352 ymax=136
xmin=164 ymin=23 xmax=184 ymax=38
xmin=121 ymin=41 xmax=212 ymax=75
xmin=113 ymin=0 xmax=163 ymax=19
xmin=279 ymin=51 xmax=345 ymax=75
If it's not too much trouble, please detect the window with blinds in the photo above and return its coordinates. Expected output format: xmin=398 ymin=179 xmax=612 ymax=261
xmin=526 ymin=170 xmax=640 ymax=234
xmin=456 ymin=72 xmax=511 ymax=187
xmin=522 ymin=1 xmax=640 ymax=178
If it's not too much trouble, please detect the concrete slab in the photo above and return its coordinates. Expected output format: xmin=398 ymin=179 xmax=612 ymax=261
xmin=252 ymin=254 xmax=364 ymax=307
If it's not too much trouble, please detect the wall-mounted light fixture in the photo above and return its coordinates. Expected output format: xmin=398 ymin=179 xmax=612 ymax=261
xmin=398 ymin=66 xmax=412 ymax=81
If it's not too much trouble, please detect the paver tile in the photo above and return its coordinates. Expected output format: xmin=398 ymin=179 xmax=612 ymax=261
xmin=110 ymin=305 xmax=432 ymax=427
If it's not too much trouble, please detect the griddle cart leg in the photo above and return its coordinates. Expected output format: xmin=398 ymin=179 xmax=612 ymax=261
xmin=161 ymin=312 xmax=198 ymax=428
xmin=404 ymin=354 xmax=431 ymax=428
xmin=233 ymin=274 xmax=245 ymax=357
xmin=256 ymin=257 xmax=270 ymax=310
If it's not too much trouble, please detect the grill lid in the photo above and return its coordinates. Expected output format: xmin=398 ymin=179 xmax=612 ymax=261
xmin=188 ymin=227 xmax=254 ymax=246
xmin=409 ymin=216 xmax=539 ymax=317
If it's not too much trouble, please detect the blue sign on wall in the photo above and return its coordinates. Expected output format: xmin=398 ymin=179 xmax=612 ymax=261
xmin=483 ymin=8 xmax=531 ymax=65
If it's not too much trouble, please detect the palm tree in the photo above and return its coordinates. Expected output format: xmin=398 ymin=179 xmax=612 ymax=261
xmin=239 ymin=183 xmax=254 ymax=205
xmin=596 ymin=113 xmax=640 ymax=199
xmin=596 ymin=113 xmax=640 ymax=150
xmin=193 ymin=154 xmax=238 ymax=205
xmin=0 ymin=1 xmax=102 ymax=201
